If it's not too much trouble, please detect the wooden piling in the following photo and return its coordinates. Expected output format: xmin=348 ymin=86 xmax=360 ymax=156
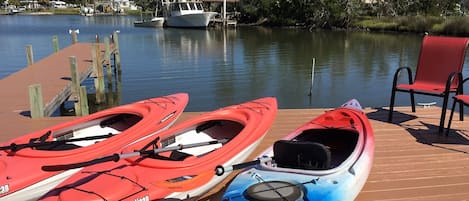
xmin=26 ymin=45 xmax=34 ymax=66
xmin=28 ymin=84 xmax=44 ymax=118
xmin=104 ymin=37 xmax=112 ymax=73
xmin=93 ymin=44 xmax=105 ymax=104
xmin=116 ymin=72 xmax=122 ymax=104
xmin=52 ymin=35 xmax=59 ymax=52
xmin=112 ymin=31 xmax=121 ymax=72
xmin=69 ymin=56 xmax=81 ymax=115
xmin=71 ymin=31 xmax=78 ymax=44
xmin=79 ymin=86 xmax=89 ymax=116
xmin=104 ymin=37 xmax=113 ymax=88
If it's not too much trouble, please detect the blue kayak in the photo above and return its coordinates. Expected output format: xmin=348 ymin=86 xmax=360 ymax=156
xmin=221 ymin=99 xmax=375 ymax=201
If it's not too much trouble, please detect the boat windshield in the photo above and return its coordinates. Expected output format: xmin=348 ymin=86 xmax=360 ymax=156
xmin=196 ymin=3 xmax=204 ymax=10
xmin=189 ymin=3 xmax=197 ymax=10
xmin=180 ymin=2 xmax=189 ymax=10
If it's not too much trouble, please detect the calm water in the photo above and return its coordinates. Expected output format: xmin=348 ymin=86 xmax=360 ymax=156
xmin=1 ymin=15 xmax=468 ymax=112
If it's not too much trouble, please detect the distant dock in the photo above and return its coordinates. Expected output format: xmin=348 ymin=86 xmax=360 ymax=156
xmin=210 ymin=18 xmax=237 ymax=28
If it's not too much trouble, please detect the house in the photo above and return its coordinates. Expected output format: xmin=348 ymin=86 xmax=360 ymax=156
xmin=50 ymin=0 xmax=67 ymax=8
xmin=19 ymin=0 xmax=40 ymax=9
xmin=112 ymin=0 xmax=138 ymax=12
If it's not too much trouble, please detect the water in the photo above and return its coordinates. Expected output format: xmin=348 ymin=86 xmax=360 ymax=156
xmin=1 ymin=15 xmax=467 ymax=112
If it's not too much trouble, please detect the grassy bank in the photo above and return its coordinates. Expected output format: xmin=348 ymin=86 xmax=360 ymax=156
xmin=351 ymin=16 xmax=469 ymax=36
xmin=51 ymin=8 xmax=80 ymax=15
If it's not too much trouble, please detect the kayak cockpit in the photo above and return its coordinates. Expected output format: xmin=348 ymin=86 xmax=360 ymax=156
xmin=142 ymin=120 xmax=244 ymax=161
xmin=36 ymin=114 xmax=143 ymax=151
xmin=274 ymin=128 xmax=359 ymax=170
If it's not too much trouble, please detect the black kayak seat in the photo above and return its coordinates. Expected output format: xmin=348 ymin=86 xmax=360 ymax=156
xmin=273 ymin=140 xmax=331 ymax=170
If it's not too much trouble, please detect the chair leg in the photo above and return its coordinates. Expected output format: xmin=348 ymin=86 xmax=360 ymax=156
xmin=439 ymin=94 xmax=450 ymax=133
xmin=447 ymin=100 xmax=458 ymax=136
xmin=410 ymin=90 xmax=416 ymax=112
xmin=388 ymin=88 xmax=397 ymax=122
xmin=459 ymin=100 xmax=464 ymax=121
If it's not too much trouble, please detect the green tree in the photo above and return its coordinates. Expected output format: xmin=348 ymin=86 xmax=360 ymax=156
xmin=7 ymin=0 xmax=20 ymax=6
xmin=134 ymin=0 xmax=156 ymax=12
xmin=239 ymin=0 xmax=273 ymax=23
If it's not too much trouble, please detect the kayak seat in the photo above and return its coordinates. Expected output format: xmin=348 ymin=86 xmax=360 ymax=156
xmin=169 ymin=150 xmax=193 ymax=160
xmin=273 ymin=140 xmax=331 ymax=170
xmin=146 ymin=150 xmax=193 ymax=161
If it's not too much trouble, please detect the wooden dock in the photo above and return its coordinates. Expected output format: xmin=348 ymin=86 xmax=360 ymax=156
xmin=0 ymin=41 xmax=116 ymax=141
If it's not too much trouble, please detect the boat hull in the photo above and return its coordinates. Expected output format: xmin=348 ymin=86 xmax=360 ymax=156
xmin=222 ymin=99 xmax=375 ymax=201
xmin=39 ymin=97 xmax=277 ymax=201
xmin=165 ymin=12 xmax=217 ymax=28
xmin=0 ymin=93 xmax=189 ymax=201
xmin=134 ymin=17 xmax=165 ymax=28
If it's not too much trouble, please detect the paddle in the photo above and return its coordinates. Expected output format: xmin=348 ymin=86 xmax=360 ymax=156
xmin=215 ymin=156 xmax=273 ymax=176
xmin=0 ymin=133 xmax=115 ymax=152
xmin=42 ymin=139 xmax=228 ymax=172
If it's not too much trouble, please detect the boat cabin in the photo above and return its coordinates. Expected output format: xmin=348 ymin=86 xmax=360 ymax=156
xmin=162 ymin=0 xmax=206 ymax=16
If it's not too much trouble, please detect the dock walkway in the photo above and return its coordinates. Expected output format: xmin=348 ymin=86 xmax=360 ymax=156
xmin=0 ymin=43 xmax=106 ymax=141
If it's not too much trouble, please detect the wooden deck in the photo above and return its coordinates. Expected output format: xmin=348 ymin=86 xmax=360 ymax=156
xmin=1 ymin=102 xmax=469 ymax=200
xmin=176 ymin=106 xmax=469 ymax=200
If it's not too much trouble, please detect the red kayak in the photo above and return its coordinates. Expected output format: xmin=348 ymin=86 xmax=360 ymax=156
xmin=39 ymin=97 xmax=277 ymax=201
xmin=0 ymin=93 xmax=188 ymax=201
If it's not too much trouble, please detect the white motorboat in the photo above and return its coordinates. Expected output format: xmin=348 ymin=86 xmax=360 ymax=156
xmin=162 ymin=0 xmax=217 ymax=28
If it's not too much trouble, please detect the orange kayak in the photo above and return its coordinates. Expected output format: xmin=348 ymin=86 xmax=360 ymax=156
xmin=39 ymin=97 xmax=277 ymax=201
xmin=0 ymin=93 xmax=189 ymax=201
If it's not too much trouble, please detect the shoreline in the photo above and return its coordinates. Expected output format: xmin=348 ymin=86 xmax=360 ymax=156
xmin=2 ymin=11 xmax=468 ymax=36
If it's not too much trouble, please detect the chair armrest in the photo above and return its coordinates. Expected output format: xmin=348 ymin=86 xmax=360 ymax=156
xmin=445 ymin=72 xmax=463 ymax=94
xmin=456 ymin=75 xmax=469 ymax=95
xmin=392 ymin=66 xmax=413 ymax=88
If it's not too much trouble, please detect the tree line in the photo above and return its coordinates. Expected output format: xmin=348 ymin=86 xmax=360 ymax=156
xmin=228 ymin=0 xmax=469 ymax=28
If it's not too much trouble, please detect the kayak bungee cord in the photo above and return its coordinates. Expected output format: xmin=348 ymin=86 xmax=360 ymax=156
xmin=1 ymin=133 xmax=115 ymax=152
xmin=73 ymin=171 xmax=147 ymax=201
xmin=237 ymin=100 xmax=273 ymax=115
xmin=225 ymin=178 xmax=320 ymax=200
xmin=146 ymin=96 xmax=176 ymax=109
xmin=250 ymin=172 xmax=289 ymax=201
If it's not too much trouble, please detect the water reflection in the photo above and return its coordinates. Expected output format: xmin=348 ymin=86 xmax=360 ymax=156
xmin=2 ymin=15 xmax=469 ymax=112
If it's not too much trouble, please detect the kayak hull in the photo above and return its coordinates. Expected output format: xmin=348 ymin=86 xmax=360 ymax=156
xmin=222 ymin=99 xmax=374 ymax=201
xmin=0 ymin=93 xmax=189 ymax=201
